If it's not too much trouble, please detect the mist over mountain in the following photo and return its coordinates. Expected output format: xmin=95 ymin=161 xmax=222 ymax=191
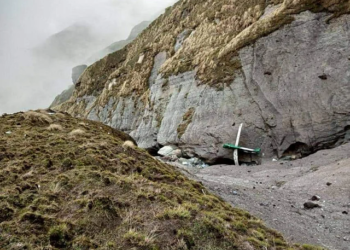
xmin=86 ymin=21 xmax=151 ymax=65
xmin=33 ymin=23 xmax=100 ymax=63
xmin=0 ymin=0 xmax=177 ymax=114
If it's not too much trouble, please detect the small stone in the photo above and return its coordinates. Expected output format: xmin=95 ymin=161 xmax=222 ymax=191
xmin=342 ymin=211 xmax=348 ymax=215
xmin=318 ymin=74 xmax=328 ymax=80
xmin=259 ymin=203 xmax=269 ymax=207
xmin=326 ymin=182 xmax=332 ymax=186
xmin=5 ymin=131 xmax=12 ymax=135
xmin=232 ymin=191 xmax=238 ymax=195
xmin=310 ymin=195 xmax=321 ymax=201
xmin=304 ymin=202 xmax=321 ymax=209
xmin=271 ymin=186 xmax=277 ymax=190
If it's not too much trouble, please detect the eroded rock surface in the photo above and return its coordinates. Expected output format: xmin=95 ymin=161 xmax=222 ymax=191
xmin=55 ymin=8 xmax=350 ymax=163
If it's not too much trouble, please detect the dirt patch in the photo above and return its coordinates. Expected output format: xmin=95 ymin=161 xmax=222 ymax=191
xmin=180 ymin=143 xmax=350 ymax=250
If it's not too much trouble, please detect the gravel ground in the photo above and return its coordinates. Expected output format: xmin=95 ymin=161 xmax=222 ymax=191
xmin=170 ymin=143 xmax=350 ymax=250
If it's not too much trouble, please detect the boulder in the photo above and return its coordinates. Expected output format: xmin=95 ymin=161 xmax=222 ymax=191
xmin=157 ymin=145 xmax=178 ymax=157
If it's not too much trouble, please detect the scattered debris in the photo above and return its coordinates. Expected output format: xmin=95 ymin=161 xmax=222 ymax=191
xmin=5 ymin=131 xmax=12 ymax=135
xmin=232 ymin=191 xmax=238 ymax=195
xmin=180 ymin=157 xmax=209 ymax=168
xmin=280 ymin=155 xmax=299 ymax=161
xmin=223 ymin=125 xmax=261 ymax=166
xmin=342 ymin=211 xmax=348 ymax=215
xmin=326 ymin=182 xmax=332 ymax=186
xmin=304 ymin=202 xmax=321 ymax=209
xmin=165 ymin=156 xmax=209 ymax=169
xmin=272 ymin=158 xmax=278 ymax=162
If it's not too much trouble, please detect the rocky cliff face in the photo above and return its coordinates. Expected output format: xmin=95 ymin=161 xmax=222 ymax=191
xmin=50 ymin=22 xmax=151 ymax=109
xmin=85 ymin=21 xmax=151 ymax=65
xmin=54 ymin=0 xmax=350 ymax=163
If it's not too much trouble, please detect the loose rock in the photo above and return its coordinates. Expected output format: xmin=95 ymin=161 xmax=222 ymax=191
xmin=310 ymin=195 xmax=321 ymax=201
xmin=158 ymin=145 xmax=178 ymax=157
xmin=304 ymin=202 xmax=321 ymax=209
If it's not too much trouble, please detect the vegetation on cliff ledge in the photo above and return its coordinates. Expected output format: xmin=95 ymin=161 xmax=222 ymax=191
xmin=0 ymin=110 xmax=324 ymax=249
xmin=56 ymin=0 xmax=350 ymax=116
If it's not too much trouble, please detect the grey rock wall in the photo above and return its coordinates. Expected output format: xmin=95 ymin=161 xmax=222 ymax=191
xmin=74 ymin=11 xmax=350 ymax=162
xmin=239 ymin=11 xmax=350 ymax=157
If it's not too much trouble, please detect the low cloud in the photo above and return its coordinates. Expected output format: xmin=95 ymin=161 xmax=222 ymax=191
xmin=0 ymin=0 xmax=177 ymax=114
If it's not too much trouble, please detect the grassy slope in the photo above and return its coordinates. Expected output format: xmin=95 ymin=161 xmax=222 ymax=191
xmin=0 ymin=110 xmax=323 ymax=250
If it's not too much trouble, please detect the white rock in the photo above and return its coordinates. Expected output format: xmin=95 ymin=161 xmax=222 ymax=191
xmin=158 ymin=145 xmax=178 ymax=156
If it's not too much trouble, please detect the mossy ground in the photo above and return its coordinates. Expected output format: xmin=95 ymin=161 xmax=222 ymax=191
xmin=0 ymin=110 xmax=324 ymax=249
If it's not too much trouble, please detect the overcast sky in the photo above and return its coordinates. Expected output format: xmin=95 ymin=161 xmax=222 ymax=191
xmin=0 ymin=0 xmax=176 ymax=114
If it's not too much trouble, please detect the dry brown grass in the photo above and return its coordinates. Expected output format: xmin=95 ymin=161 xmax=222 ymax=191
xmin=47 ymin=124 xmax=63 ymax=131
xmin=0 ymin=110 xmax=322 ymax=249
xmin=22 ymin=111 xmax=53 ymax=124
xmin=177 ymin=107 xmax=195 ymax=138
xmin=122 ymin=140 xmax=136 ymax=151
xmin=68 ymin=128 xmax=85 ymax=137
